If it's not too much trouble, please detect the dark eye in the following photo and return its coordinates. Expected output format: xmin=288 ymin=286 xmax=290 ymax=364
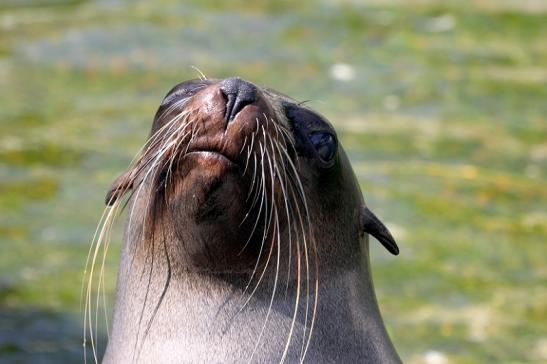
xmin=309 ymin=132 xmax=336 ymax=163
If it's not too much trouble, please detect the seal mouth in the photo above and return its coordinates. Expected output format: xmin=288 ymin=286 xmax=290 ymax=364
xmin=185 ymin=150 xmax=239 ymax=168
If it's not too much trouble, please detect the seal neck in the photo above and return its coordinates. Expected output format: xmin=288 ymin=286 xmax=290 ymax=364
xmin=104 ymin=234 xmax=401 ymax=363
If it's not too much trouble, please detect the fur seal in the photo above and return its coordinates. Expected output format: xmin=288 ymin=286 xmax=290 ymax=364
xmin=87 ymin=77 xmax=401 ymax=363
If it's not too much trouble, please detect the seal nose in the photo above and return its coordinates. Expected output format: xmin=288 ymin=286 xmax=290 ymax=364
xmin=219 ymin=77 xmax=257 ymax=123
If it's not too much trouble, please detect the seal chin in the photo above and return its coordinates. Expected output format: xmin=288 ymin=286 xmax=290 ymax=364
xmin=164 ymin=150 xmax=258 ymax=264
xmin=169 ymin=151 xmax=245 ymax=222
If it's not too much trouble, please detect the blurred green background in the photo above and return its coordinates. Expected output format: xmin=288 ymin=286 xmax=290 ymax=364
xmin=1 ymin=0 xmax=546 ymax=363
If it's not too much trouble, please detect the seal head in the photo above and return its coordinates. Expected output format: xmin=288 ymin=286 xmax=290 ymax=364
xmin=95 ymin=77 xmax=401 ymax=363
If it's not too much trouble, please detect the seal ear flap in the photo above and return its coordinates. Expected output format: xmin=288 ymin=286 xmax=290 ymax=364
xmin=360 ymin=206 xmax=399 ymax=255
xmin=105 ymin=170 xmax=134 ymax=206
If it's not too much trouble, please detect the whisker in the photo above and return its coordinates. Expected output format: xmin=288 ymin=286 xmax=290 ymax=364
xmin=239 ymin=142 xmax=268 ymax=287
xmin=267 ymin=131 xmax=301 ymax=363
xmin=190 ymin=65 xmax=207 ymax=80
xmin=276 ymin=140 xmax=318 ymax=361
xmin=247 ymin=129 xmax=281 ymax=363
xmin=83 ymin=103 xmax=201 ymax=363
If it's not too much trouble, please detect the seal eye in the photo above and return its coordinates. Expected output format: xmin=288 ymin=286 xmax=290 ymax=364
xmin=309 ymin=132 xmax=336 ymax=163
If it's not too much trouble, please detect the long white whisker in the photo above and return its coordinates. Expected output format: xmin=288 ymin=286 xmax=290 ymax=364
xmin=276 ymin=140 xmax=318 ymax=362
xmin=239 ymin=141 xmax=268 ymax=293
xmin=190 ymin=65 xmax=207 ymax=80
xmin=268 ymin=131 xmax=301 ymax=364
xmin=247 ymin=129 xmax=281 ymax=364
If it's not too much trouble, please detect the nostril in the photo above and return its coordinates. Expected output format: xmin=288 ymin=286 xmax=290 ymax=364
xmin=230 ymin=96 xmax=254 ymax=121
xmin=219 ymin=77 xmax=257 ymax=123
xmin=220 ymin=91 xmax=237 ymax=124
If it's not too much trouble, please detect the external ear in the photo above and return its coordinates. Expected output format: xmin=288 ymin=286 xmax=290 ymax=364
xmin=105 ymin=170 xmax=134 ymax=206
xmin=359 ymin=206 xmax=399 ymax=255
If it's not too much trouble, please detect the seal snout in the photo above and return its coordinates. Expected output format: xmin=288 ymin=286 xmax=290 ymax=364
xmin=219 ymin=77 xmax=258 ymax=123
xmin=179 ymin=77 xmax=273 ymax=167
